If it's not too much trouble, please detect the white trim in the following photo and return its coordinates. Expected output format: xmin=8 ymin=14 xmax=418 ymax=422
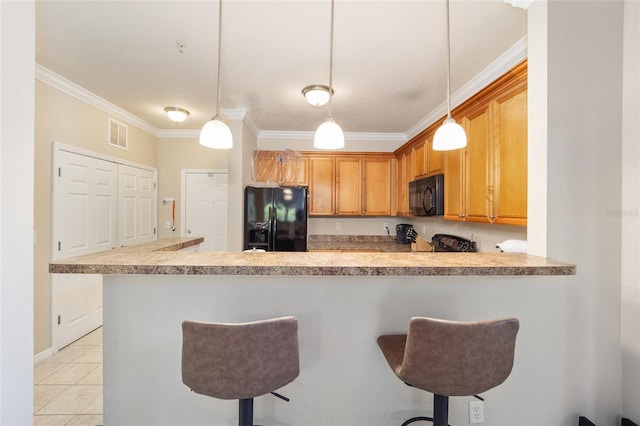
xmin=36 ymin=64 xmax=159 ymax=136
xmin=34 ymin=348 xmax=54 ymax=365
xmin=180 ymin=169 xmax=228 ymax=238
xmin=258 ymin=130 xmax=407 ymax=144
xmin=405 ymin=36 xmax=528 ymax=140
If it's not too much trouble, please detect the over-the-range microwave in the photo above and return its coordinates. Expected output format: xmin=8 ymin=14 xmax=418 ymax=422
xmin=408 ymin=174 xmax=444 ymax=216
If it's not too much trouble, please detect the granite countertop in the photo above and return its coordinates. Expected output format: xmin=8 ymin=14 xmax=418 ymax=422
xmin=49 ymin=236 xmax=576 ymax=277
xmin=307 ymin=235 xmax=412 ymax=252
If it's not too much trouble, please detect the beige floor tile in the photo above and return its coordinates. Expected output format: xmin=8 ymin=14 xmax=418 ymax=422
xmin=36 ymin=385 xmax=102 ymax=415
xmin=71 ymin=328 xmax=103 ymax=347
xmin=42 ymin=345 xmax=94 ymax=364
xmin=33 ymin=414 xmax=74 ymax=426
xmin=73 ymin=346 xmax=102 ymax=364
xmin=34 ymin=362 xmax=67 ymax=384
xmin=65 ymin=414 xmax=103 ymax=426
xmin=40 ymin=363 xmax=100 ymax=385
xmin=34 ymin=385 xmax=71 ymax=412
xmin=77 ymin=365 xmax=102 ymax=385
xmin=78 ymin=393 xmax=102 ymax=415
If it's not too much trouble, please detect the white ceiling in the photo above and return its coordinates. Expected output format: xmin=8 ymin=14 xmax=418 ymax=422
xmin=35 ymin=0 xmax=527 ymax=137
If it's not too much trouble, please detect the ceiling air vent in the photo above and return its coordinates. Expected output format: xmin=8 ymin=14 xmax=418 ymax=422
xmin=108 ymin=118 xmax=128 ymax=150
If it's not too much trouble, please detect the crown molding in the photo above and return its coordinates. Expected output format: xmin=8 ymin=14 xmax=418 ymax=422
xmin=405 ymin=36 xmax=528 ymax=140
xmin=258 ymin=130 xmax=406 ymax=143
xmin=35 ymin=64 xmax=159 ymax=136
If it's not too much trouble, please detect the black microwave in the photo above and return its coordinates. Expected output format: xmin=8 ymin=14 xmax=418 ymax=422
xmin=408 ymin=174 xmax=444 ymax=216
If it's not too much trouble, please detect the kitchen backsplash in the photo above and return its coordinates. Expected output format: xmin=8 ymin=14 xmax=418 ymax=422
xmin=308 ymin=217 xmax=526 ymax=253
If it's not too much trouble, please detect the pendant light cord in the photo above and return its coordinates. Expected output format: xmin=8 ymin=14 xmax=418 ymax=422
xmin=328 ymin=0 xmax=335 ymax=118
xmin=445 ymin=0 xmax=452 ymax=119
xmin=215 ymin=0 xmax=223 ymax=118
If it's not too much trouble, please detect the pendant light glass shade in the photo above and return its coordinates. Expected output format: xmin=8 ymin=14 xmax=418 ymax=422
xmin=433 ymin=117 xmax=467 ymax=151
xmin=433 ymin=0 xmax=467 ymax=151
xmin=200 ymin=0 xmax=232 ymax=149
xmin=200 ymin=115 xmax=233 ymax=149
xmin=314 ymin=117 xmax=344 ymax=150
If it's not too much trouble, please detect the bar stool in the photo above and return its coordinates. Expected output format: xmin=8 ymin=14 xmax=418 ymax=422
xmin=377 ymin=317 xmax=519 ymax=426
xmin=182 ymin=316 xmax=299 ymax=426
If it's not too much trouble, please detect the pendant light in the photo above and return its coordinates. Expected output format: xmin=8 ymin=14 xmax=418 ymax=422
xmin=200 ymin=0 xmax=233 ymax=149
xmin=433 ymin=0 xmax=467 ymax=151
xmin=314 ymin=0 xmax=344 ymax=150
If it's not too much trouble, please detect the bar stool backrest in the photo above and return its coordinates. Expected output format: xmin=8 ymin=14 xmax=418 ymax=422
xmin=182 ymin=316 xmax=299 ymax=400
xmin=398 ymin=317 xmax=519 ymax=396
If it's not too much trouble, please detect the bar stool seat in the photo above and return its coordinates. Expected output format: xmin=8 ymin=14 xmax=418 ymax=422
xmin=377 ymin=317 xmax=519 ymax=426
xmin=182 ymin=316 xmax=299 ymax=426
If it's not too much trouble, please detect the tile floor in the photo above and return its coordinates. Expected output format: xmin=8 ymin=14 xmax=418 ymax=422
xmin=33 ymin=327 xmax=103 ymax=426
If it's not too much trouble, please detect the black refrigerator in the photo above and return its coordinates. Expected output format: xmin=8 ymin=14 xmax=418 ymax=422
xmin=244 ymin=186 xmax=308 ymax=252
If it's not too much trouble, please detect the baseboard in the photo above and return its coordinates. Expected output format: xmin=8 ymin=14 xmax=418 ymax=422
xmin=34 ymin=347 xmax=53 ymax=364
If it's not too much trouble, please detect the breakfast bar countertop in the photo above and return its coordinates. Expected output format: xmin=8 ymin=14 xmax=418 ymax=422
xmin=49 ymin=237 xmax=576 ymax=276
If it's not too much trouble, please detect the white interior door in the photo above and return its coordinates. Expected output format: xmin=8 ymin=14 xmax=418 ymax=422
xmin=184 ymin=171 xmax=228 ymax=251
xmin=52 ymin=149 xmax=117 ymax=350
xmin=118 ymin=164 xmax=157 ymax=247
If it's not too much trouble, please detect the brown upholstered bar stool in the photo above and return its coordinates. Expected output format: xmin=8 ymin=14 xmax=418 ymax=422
xmin=182 ymin=316 xmax=299 ymax=426
xmin=377 ymin=317 xmax=519 ymax=426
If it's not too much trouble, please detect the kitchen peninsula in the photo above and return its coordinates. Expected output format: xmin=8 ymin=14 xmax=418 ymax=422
xmin=50 ymin=238 xmax=575 ymax=425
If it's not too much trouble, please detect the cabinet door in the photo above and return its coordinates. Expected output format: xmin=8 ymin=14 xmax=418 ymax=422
xmin=396 ymin=152 xmax=411 ymax=216
xmin=335 ymin=158 xmax=361 ymax=215
xmin=463 ymin=105 xmax=492 ymax=223
xmin=309 ymin=157 xmax=335 ymax=215
xmin=413 ymin=143 xmax=426 ymax=178
xmin=443 ymin=148 xmax=463 ymax=221
xmin=426 ymin=136 xmax=443 ymax=176
xmin=362 ymin=157 xmax=391 ymax=216
xmin=252 ymin=151 xmax=280 ymax=184
xmin=492 ymin=88 xmax=527 ymax=225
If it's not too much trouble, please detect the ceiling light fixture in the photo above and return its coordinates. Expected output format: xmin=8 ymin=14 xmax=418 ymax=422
xmin=200 ymin=0 xmax=233 ymax=150
xmin=313 ymin=0 xmax=344 ymax=150
xmin=302 ymin=84 xmax=333 ymax=106
xmin=433 ymin=0 xmax=467 ymax=151
xmin=164 ymin=107 xmax=190 ymax=123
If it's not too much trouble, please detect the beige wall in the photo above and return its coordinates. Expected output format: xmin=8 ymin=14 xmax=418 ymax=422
xmin=156 ymin=137 xmax=228 ymax=240
xmin=34 ymin=81 xmax=157 ymax=354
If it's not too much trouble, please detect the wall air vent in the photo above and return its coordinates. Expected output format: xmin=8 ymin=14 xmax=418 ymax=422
xmin=108 ymin=118 xmax=128 ymax=150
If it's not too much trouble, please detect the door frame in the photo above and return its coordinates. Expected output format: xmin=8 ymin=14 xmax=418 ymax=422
xmin=180 ymin=169 xmax=228 ymax=238
xmin=50 ymin=142 xmax=157 ymax=352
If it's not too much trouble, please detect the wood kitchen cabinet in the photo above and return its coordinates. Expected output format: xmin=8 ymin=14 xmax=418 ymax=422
xmin=412 ymin=137 xmax=442 ymax=180
xmin=443 ymin=61 xmax=528 ymax=226
xmin=309 ymin=153 xmax=392 ymax=216
xmin=252 ymin=150 xmax=308 ymax=186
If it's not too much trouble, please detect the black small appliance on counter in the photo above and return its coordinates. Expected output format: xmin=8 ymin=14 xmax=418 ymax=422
xmin=396 ymin=224 xmax=413 ymax=244
xmin=431 ymin=234 xmax=477 ymax=252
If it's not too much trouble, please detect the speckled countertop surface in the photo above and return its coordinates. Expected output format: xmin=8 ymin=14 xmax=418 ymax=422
xmin=49 ymin=236 xmax=576 ymax=276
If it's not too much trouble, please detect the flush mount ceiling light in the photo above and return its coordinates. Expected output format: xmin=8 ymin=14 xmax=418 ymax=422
xmin=314 ymin=0 xmax=344 ymax=150
xmin=164 ymin=107 xmax=190 ymax=123
xmin=302 ymin=84 xmax=333 ymax=106
xmin=200 ymin=0 xmax=233 ymax=150
xmin=433 ymin=0 xmax=467 ymax=151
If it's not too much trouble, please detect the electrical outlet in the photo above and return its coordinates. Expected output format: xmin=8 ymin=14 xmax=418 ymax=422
xmin=336 ymin=222 xmax=341 ymax=231
xmin=164 ymin=220 xmax=171 ymax=229
xmin=469 ymin=400 xmax=484 ymax=424
xmin=383 ymin=222 xmax=389 ymax=231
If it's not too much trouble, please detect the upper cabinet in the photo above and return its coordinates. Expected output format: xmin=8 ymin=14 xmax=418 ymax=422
xmin=252 ymin=150 xmax=308 ymax=186
xmin=309 ymin=154 xmax=392 ymax=216
xmin=255 ymin=152 xmax=393 ymax=217
xmin=443 ymin=61 xmax=528 ymax=226
xmin=396 ymin=60 xmax=527 ymax=225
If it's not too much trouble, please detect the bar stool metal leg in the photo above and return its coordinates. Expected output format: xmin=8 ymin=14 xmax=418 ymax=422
xmin=433 ymin=394 xmax=449 ymax=426
xmin=239 ymin=398 xmax=253 ymax=426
